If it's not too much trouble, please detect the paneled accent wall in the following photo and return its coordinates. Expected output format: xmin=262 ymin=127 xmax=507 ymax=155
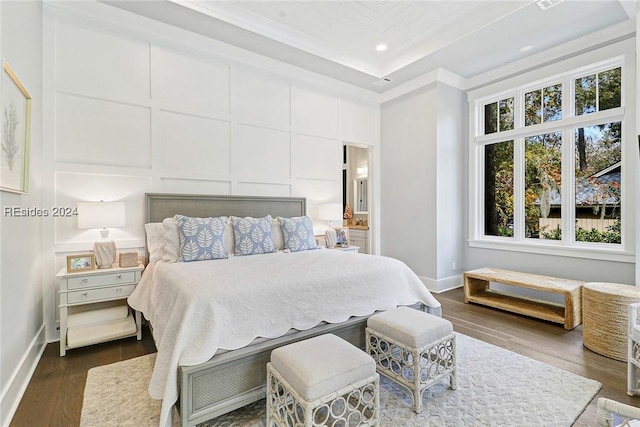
xmin=43 ymin=2 xmax=378 ymax=334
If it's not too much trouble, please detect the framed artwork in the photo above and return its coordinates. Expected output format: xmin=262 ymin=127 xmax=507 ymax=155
xmin=334 ymin=227 xmax=349 ymax=247
xmin=67 ymin=253 xmax=95 ymax=273
xmin=1 ymin=60 xmax=32 ymax=194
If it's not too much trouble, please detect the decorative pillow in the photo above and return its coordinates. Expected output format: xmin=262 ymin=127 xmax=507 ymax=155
xmin=231 ymin=215 xmax=275 ymax=256
xmin=175 ymin=215 xmax=227 ymax=262
xmin=144 ymin=222 xmax=165 ymax=264
xmin=161 ymin=217 xmax=180 ymax=263
xmin=279 ymin=216 xmax=318 ymax=252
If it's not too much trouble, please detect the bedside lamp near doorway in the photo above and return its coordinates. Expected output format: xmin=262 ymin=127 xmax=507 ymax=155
xmin=77 ymin=201 xmax=125 ymax=269
xmin=318 ymin=203 xmax=343 ymax=249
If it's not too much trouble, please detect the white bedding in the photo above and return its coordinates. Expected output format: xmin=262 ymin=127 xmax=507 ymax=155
xmin=128 ymin=249 xmax=441 ymax=427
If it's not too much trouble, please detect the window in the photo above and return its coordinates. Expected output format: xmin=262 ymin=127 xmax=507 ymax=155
xmin=471 ymin=58 xmax=627 ymax=257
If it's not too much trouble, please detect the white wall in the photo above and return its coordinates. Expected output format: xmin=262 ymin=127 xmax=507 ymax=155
xmin=380 ymin=82 xmax=467 ymax=292
xmin=380 ymin=85 xmax=438 ymax=283
xmin=636 ymin=4 xmax=640 ymax=286
xmin=435 ymin=83 xmax=467 ymax=283
xmin=0 ymin=2 xmax=46 ymax=425
xmin=41 ymin=1 xmax=380 ymax=337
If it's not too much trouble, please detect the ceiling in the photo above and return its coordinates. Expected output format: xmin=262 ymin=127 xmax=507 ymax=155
xmin=105 ymin=0 xmax=635 ymax=92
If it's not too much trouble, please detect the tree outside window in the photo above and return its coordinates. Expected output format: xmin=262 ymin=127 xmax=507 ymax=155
xmin=480 ymin=65 xmax=622 ymax=246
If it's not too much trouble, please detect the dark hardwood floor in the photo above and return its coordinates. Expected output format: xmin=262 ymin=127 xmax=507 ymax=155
xmin=10 ymin=287 xmax=639 ymax=426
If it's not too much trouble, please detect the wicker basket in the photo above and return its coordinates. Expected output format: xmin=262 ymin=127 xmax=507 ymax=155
xmin=583 ymin=282 xmax=640 ymax=361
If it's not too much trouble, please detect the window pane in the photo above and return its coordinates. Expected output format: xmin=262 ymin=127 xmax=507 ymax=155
xmin=499 ymin=98 xmax=514 ymax=131
xmin=543 ymin=84 xmax=562 ymax=122
xmin=575 ymin=74 xmax=596 ymax=115
xmin=484 ymin=140 xmax=514 ymax=237
xmin=484 ymin=102 xmax=497 ymax=134
xmin=525 ymin=132 xmax=562 ymax=240
xmin=574 ymin=122 xmax=621 ymax=244
xmin=524 ymin=90 xmax=541 ymax=126
xmin=598 ymin=67 xmax=621 ymax=111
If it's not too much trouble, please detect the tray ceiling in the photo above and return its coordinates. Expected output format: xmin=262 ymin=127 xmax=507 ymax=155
xmin=104 ymin=0 xmax=635 ymax=92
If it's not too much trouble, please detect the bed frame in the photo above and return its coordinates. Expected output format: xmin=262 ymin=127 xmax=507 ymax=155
xmin=144 ymin=193 xmax=428 ymax=427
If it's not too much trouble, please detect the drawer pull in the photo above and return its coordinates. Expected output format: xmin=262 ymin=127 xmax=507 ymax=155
xmin=116 ymin=275 xmax=122 ymax=280
xmin=116 ymin=288 xmax=123 ymax=294
xmin=81 ymin=279 xmax=88 ymax=284
xmin=82 ymin=292 xmax=88 ymax=298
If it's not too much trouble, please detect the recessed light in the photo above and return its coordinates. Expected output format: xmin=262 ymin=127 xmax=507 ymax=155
xmin=520 ymin=45 xmax=534 ymax=52
xmin=536 ymin=0 xmax=563 ymax=10
xmin=375 ymin=44 xmax=387 ymax=52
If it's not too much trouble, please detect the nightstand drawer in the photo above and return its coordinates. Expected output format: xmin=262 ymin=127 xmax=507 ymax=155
xmin=67 ymin=272 xmax=135 ymax=290
xmin=67 ymin=284 xmax=135 ymax=304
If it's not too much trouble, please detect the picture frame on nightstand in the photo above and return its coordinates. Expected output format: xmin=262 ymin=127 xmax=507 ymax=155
xmin=66 ymin=253 xmax=95 ymax=272
xmin=334 ymin=227 xmax=349 ymax=247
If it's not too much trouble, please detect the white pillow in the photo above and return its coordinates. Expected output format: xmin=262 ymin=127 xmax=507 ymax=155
xmin=144 ymin=222 xmax=165 ymax=264
xmin=224 ymin=218 xmax=235 ymax=255
xmin=272 ymin=217 xmax=285 ymax=250
xmin=161 ymin=217 xmax=180 ymax=263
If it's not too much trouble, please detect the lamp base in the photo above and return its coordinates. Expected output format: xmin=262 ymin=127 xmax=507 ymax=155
xmin=94 ymin=240 xmax=116 ymax=269
xmin=325 ymin=229 xmax=337 ymax=249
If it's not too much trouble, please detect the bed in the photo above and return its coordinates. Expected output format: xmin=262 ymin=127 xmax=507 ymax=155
xmin=130 ymin=193 xmax=442 ymax=427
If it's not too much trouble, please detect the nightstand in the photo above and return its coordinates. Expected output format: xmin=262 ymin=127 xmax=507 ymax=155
xmin=57 ymin=263 xmax=144 ymax=356
xmin=332 ymin=246 xmax=360 ymax=253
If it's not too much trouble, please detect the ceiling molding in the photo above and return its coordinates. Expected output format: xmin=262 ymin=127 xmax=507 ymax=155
xmin=380 ymin=68 xmax=466 ymax=104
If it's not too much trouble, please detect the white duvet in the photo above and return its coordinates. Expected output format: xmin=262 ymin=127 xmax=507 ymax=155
xmin=128 ymin=249 xmax=441 ymax=427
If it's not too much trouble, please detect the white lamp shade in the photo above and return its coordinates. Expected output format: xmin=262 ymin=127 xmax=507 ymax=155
xmin=77 ymin=201 xmax=126 ymax=229
xmin=318 ymin=203 xmax=343 ymax=222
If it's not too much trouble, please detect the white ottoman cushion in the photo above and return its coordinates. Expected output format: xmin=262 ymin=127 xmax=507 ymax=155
xmin=270 ymin=334 xmax=376 ymax=401
xmin=632 ymin=324 xmax=640 ymax=341
xmin=367 ymin=306 xmax=452 ymax=348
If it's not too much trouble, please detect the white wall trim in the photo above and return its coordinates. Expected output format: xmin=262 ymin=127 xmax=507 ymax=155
xmin=380 ymin=67 xmax=465 ymax=104
xmin=420 ymin=274 xmax=464 ymax=294
xmin=43 ymin=0 xmax=381 ymax=106
xmin=0 ymin=324 xmax=46 ymax=427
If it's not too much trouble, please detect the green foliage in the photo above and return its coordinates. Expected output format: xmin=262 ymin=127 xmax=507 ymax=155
xmin=540 ymin=225 xmax=562 ymax=241
xmin=541 ymin=219 xmax=621 ymax=244
xmin=575 ymin=221 xmax=621 ymax=244
xmin=497 ymin=227 xmax=514 ymax=237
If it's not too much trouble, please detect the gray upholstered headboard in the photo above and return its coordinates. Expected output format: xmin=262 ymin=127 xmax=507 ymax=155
xmin=145 ymin=193 xmax=307 ymax=223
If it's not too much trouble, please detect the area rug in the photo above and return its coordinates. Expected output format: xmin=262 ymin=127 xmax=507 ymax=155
xmin=80 ymin=333 xmax=601 ymax=427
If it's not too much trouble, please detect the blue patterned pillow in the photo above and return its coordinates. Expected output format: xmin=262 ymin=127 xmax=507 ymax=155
xmin=175 ymin=215 xmax=227 ymax=262
xmin=232 ymin=216 xmax=275 ymax=256
xmin=279 ymin=216 xmax=318 ymax=252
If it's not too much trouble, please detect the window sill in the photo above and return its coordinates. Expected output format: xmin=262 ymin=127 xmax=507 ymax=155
xmin=468 ymin=238 xmax=635 ymax=264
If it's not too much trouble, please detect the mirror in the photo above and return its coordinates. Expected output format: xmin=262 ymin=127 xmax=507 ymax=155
xmin=354 ymin=178 xmax=368 ymax=213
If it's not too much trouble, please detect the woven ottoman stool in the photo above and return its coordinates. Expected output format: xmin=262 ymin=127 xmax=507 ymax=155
xmin=366 ymin=306 xmax=456 ymax=413
xmin=266 ymin=333 xmax=379 ymax=427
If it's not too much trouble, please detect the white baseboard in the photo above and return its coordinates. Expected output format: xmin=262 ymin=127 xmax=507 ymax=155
xmin=0 ymin=324 xmax=46 ymax=427
xmin=421 ymin=274 xmax=464 ymax=293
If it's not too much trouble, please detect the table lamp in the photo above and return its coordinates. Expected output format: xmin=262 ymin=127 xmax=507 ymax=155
xmin=318 ymin=203 xmax=343 ymax=248
xmin=77 ymin=201 xmax=125 ymax=269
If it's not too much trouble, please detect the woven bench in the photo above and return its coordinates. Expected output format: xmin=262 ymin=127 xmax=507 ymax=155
xmin=266 ymin=334 xmax=379 ymax=426
xmin=464 ymin=268 xmax=584 ymax=330
xmin=365 ymin=307 xmax=456 ymax=413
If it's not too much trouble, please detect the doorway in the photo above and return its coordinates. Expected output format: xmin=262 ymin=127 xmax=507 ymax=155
xmin=343 ymin=144 xmax=370 ymax=253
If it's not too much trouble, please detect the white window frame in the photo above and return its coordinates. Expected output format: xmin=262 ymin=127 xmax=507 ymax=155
xmin=468 ymin=53 xmax=635 ymax=263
